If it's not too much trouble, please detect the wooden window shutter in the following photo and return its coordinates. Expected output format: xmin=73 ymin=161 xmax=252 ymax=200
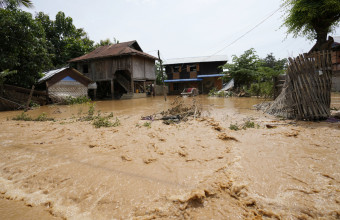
xmin=179 ymin=66 xmax=182 ymax=72
xmin=196 ymin=64 xmax=200 ymax=72
xmin=187 ymin=65 xmax=190 ymax=72
xmin=171 ymin=66 xmax=174 ymax=73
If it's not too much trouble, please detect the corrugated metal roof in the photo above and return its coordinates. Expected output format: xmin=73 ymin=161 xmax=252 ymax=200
xmin=164 ymin=79 xmax=202 ymax=83
xmin=197 ymin=74 xmax=225 ymax=78
xmin=68 ymin=40 xmax=157 ymax=62
xmin=163 ymin=55 xmax=228 ymax=65
xmin=38 ymin=67 xmax=68 ymax=83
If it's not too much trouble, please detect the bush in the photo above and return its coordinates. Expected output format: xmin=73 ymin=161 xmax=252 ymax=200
xmin=93 ymin=115 xmax=120 ymax=128
xmin=64 ymin=96 xmax=91 ymax=105
xmin=13 ymin=112 xmax=54 ymax=121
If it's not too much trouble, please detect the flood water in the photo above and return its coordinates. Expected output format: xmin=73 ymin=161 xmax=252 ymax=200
xmin=0 ymin=95 xmax=339 ymax=219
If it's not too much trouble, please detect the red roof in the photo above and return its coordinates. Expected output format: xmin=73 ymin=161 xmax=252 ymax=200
xmin=68 ymin=40 xmax=157 ymax=62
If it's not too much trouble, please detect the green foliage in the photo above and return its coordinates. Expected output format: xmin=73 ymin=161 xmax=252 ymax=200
xmin=35 ymin=11 xmax=94 ymax=67
xmin=282 ymin=0 xmax=340 ymax=44
xmin=0 ymin=9 xmax=52 ymax=88
xmin=1 ymin=0 xmax=33 ymax=9
xmin=93 ymin=115 xmax=120 ymax=128
xmin=155 ymin=61 xmax=167 ymax=85
xmin=229 ymin=123 xmax=239 ymax=131
xmin=94 ymin=37 xmax=119 ymax=48
xmin=222 ymin=50 xmax=287 ymax=97
xmin=12 ymin=112 xmax=54 ymax=121
xmin=242 ymin=120 xmax=255 ymax=129
xmin=12 ymin=112 xmax=32 ymax=121
xmin=0 ymin=69 xmax=16 ymax=86
xmin=143 ymin=122 xmax=152 ymax=128
xmin=223 ymin=48 xmax=259 ymax=88
xmin=64 ymin=96 xmax=91 ymax=105
xmin=35 ymin=112 xmax=54 ymax=121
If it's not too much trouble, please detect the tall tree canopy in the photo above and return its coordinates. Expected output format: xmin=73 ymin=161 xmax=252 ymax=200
xmin=0 ymin=8 xmax=52 ymax=88
xmin=0 ymin=0 xmax=33 ymax=8
xmin=282 ymin=0 xmax=340 ymax=46
xmin=35 ymin=12 xmax=94 ymax=67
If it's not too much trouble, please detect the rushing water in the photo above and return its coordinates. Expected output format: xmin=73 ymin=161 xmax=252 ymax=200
xmin=0 ymin=95 xmax=339 ymax=219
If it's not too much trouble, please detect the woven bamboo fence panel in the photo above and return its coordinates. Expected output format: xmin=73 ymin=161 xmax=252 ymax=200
xmin=49 ymin=81 xmax=88 ymax=103
xmin=265 ymin=51 xmax=332 ymax=120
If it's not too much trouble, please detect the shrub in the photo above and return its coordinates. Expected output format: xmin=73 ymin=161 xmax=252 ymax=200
xmin=12 ymin=112 xmax=54 ymax=122
xmin=229 ymin=123 xmax=239 ymax=131
xmin=64 ymin=96 xmax=91 ymax=105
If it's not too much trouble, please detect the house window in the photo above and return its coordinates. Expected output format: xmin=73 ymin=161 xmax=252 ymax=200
xmin=173 ymin=66 xmax=180 ymax=73
xmin=189 ymin=65 xmax=197 ymax=72
xmin=83 ymin=64 xmax=89 ymax=73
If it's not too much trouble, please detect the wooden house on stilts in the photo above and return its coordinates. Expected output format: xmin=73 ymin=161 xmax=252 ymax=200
xmin=68 ymin=40 xmax=157 ymax=99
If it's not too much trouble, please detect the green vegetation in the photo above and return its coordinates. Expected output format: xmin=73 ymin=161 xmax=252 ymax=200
xmin=78 ymin=103 xmax=120 ymax=128
xmin=12 ymin=112 xmax=54 ymax=121
xmin=0 ymin=6 xmax=105 ymax=88
xmin=155 ymin=61 xmax=167 ymax=85
xmin=229 ymin=123 xmax=239 ymax=131
xmin=64 ymin=96 xmax=91 ymax=105
xmin=93 ymin=115 xmax=120 ymax=128
xmin=229 ymin=120 xmax=260 ymax=131
xmin=282 ymin=0 xmax=340 ymax=46
xmin=222 ymin=49 xmax=287 ymax=98
xmin=143 ymin=122 xmax=152 ymax=128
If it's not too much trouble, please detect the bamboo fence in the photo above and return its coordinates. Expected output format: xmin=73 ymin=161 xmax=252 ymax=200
xmin=265 ymin=51 xmax=332 ymax=120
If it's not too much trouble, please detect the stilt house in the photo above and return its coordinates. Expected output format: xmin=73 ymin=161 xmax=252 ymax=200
xmin=68 ymin=40 xmax=157 ymax=99
xmin=163 ymin=55 xmax=228 ymax=95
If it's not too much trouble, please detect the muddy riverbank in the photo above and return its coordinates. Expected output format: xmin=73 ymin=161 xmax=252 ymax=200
xmin=0 ymin=95 xmax=339 ymax=219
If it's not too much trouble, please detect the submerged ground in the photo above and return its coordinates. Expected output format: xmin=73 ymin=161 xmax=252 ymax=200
xmin=0 ymin=95 xmax=339 ymax=219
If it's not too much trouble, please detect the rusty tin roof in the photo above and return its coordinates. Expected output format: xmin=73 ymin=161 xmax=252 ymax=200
xmin=68 ymin=40 xmax=157 ymax=62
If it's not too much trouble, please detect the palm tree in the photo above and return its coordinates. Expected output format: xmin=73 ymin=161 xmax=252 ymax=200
xmin=0 ymin=0 xmax=33 ymax=8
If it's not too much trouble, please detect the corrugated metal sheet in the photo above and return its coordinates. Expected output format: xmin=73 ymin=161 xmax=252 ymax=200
xmin=163 ymin=55 xmax=228 ymax=65
xmin=38 ymin=67 xmax=68 ymax=83
xmin=68 ymin=40 xmax=157 ymax=62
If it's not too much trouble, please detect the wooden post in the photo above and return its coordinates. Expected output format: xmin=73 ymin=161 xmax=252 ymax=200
xmin=111 ymin=79 xmax=114 ymax=100
xmin=158 ymin=50 xmax=167 ymax=101
xmin=94 ymin=89 xmax=97 ymax=101
xmin=143 ymin=81 xmax=146 ymax=93
xmin=25 ymin=85 xmax=35 ymax=112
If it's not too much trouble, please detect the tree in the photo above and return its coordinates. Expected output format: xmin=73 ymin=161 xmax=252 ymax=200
xmin=222 ymin=48 xmax=259 ymax=88
xmin=0 ymin=0 xmax=33 ymax=9
xmin=0 ymin=9 xmax=52 ymax=88
xmin=94 ymin=37 xmax=120 ymax=48
xmin=35 ymin=11 xmax=94 ymax=67
xmin=282 ymin=0 xmax=340 ymax=46
xmin=155 ymin=61 xmax=167 ymax=85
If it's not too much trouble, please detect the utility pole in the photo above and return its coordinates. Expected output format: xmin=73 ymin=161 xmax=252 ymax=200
xmin=158 ymin=50 xmax=167 ymax=101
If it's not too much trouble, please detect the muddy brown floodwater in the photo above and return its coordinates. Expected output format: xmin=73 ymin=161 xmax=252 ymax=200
xmin=0 ymin=95 xmax=339 ymax=219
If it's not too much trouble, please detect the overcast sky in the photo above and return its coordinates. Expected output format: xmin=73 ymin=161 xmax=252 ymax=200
xmin=24 ymin=0 xmax=340 ymax=61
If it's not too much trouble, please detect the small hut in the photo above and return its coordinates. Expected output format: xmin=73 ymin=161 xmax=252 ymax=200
xmin=38 ymin=67 xmax=92 ymax=103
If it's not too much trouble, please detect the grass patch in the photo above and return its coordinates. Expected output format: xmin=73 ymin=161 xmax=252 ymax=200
xmin=93 ymin=116 xmax=120 ymax=128
xmin=229 ymin=123 xmax=239 ymax=131
xmin=143 ymin=122 xmax=152 ymax=128
xmin=12 ymin=112 xmax=54 ymax=122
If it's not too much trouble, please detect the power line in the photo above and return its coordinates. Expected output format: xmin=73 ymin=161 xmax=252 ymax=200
xmin=210 ymin=6 xmax=283 ymax=57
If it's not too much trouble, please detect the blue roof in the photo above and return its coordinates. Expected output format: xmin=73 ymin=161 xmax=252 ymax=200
xmin=164 ymin=79 xmax=202 ymax=83
xmin=197 ymin=74 xmax=225 ymax=78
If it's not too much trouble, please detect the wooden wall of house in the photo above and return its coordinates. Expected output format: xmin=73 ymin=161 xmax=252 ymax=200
xmin=132 ymin=56 xmax=156 ymax=80
xmin=74 ymin=55 xmax=156 ymax=82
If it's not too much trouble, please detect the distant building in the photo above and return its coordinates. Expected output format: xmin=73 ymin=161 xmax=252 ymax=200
xmin=68 ymin=40 xmax=157 ymax=99
xmin=331 ymin=36 xmax=340 ymax=91
xmin=38 ymin=67 xmax=92 ymax=103
xmin=163 ymin=55 xmax=228 ymax=95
